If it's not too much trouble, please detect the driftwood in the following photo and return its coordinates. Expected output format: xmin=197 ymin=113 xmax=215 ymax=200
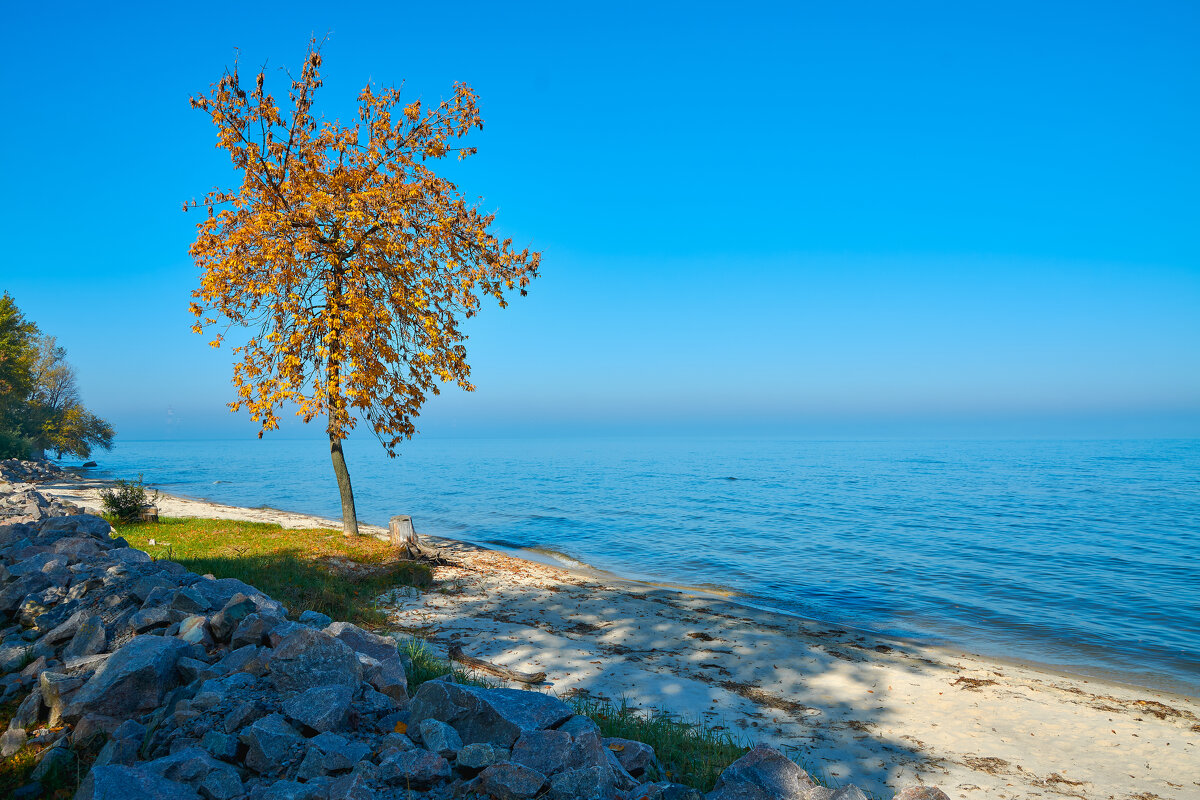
xmin=448 ymin=644 xmax=546 ymax=685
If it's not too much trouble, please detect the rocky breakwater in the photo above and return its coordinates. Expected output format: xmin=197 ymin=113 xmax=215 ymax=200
xmin=0 ymin=477 xmax=950 ymax=800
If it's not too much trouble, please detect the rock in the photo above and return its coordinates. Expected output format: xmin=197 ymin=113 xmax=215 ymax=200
xmin=177 ymin=615 xmax=212 ymax=646
xmin=707 ymin=746 xmax=816 ymax=800
xmin=829 ymin=787 xmax=870 ymax=800
xmin=378 ymin=747 xmax=452 ymax=786
xmin=408 ymin=680 xmax=574 ymax=748
xmin=230 ymin=611 xmax=284 ymax=649
xmin=633 ymin=782 xmax=703 ymax=800
xmin=64 ymin=635 xmax=189 ymax=722
xmin=30 ymin=743 xmax=77 ymax=783
xmin=129 ymin=605 xmax=174 ymax=632
xmin=510 ymin=728 xmax=573 ymax=776
xmin=604 ymin=736 xmax=659 ymax=777
xmin=326 ymin=622 xmax=408 ymax=702
xmin=238 ymin=713 xmax=305 ymax=776
xmin=329 ymin=771 xmax=375 ymax=800
xmin=11 ymin=687 xmax=43 ymax=728
xmin=299 ymin=610 xmax=333 ymax=627
xmin=547 ymin=765 xmax=627 ymax=800
xmin=557 ymin=714 xmax=601 ymax=738
xmin=38 ymin=671 xmax=84 ymax=725
xmin=69 ymin=714 xmax=122 ymax=747
xmin=177 ymin=657 xmax=219 ymax=684
xmin=267 ymin=628 xmax=362 ymax=694
xmin=64 ymin=614 xmax=107 ymax=658
xmin=207 ymin=594 xmax=256 ymax=641
xmin=0 ymin=572 xmax=51 ymax=612
xmin=223 ymin=699 xmax=267 ymax=733
xmin=75 ymin=765 xmax=202 ymax=800
xmin=281 ymin=684 xmax=355 ymax=733
xmin=1 ymin=727 xmax=27 ymax=757
xmin=200 ymin=730 xmax=239 ymax=762
xmin=893 ymin=789 xmax=951 ymax=800
xmin=456 ymin=741 xmax=504 ymax=771
xmin=170 ymin=587 xmax=212 ymax=614
xmin=212 ymin=643 xmax=261 ymax=675
xmin=143 ymin=746 xmax=244 ymax=800
xmin=475 ymin=762 xmax=548 ymax=799
xmin=417 ymin=717 xmax=463 ymax=758
xmin=355 ymin=653 xmax=408 ymax=704
xmin=261 ymin=780 xmax=329 ymax=800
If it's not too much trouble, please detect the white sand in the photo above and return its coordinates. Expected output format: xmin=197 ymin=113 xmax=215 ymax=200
xmin=42 ymin=476 xmax=1200 ymax=800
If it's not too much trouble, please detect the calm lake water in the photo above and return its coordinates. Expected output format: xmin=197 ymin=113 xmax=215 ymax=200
xmin=80 ymin=437 xmax=1200 ymax=695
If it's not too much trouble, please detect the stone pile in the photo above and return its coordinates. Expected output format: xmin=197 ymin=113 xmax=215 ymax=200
xmin=0 ymin=458 xmax=67 ymax=485
xmin=0 ymin=479 xmax=949 ymax=800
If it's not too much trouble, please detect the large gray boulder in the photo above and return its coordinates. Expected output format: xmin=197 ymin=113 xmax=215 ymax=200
xmin=377 ymin=748 xmax=452 ymax=787
xmin=325 ymin=621 xmax=408 ymax=702
xmin=75 ymin=765 xmax=202 ymax=800
xmin=706 ymin=746 xmax=816 ymax=800
xmin=475 ymin=762 xmax=548 ymax=799
xmin=281 ymin=684 xmax=354 ymax=733
xmin=63 ymin=635 xmax=189 ymax=722
xmin=238 ymin=713 xmax=306 ymax=776
xmin=408 ymin=680 xmax=574 ymax=748
xmin=604 ymin=736 xmax=659 ymax=778
xmin=267 ymin=628 xmax=362 ymax=694
xmin=142 ymin=747 xmax=244 ymax=800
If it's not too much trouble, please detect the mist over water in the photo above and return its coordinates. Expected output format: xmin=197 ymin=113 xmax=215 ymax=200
xmin=87 ymin=436 xmax=1200 ymax=695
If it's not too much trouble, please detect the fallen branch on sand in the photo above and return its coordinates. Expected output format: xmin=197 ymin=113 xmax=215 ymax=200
xmin=448 ymin=643 xmax=547 ymax=684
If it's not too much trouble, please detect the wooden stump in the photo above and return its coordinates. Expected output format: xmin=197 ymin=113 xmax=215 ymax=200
xmin=139 ymin=505 xmax=159 ymax=523
xmin=390 ymin=515 xmax=423 ymax=558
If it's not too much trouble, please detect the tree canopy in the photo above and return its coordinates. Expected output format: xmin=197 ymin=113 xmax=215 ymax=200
xmin=0 ymin=294 xmax=115 ymax=460
xmin=188 ymin=42 xmax=540 ymax=534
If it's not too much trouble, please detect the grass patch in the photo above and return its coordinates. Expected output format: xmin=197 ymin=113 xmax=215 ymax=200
xmin=397 ymin=637 xmax=748 ymax=793
xmin=570 ymin=695 xmax=749 ymax=791
xmin=110 ymin=517 xmax=433 ymax=626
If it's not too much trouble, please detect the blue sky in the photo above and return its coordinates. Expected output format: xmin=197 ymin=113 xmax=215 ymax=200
xmin=2 ymin=0 xmax=1197 ymax=440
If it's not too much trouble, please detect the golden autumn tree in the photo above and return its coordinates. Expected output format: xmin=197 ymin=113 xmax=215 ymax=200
xmin=188 ymin=43 xmax=540 ymax=536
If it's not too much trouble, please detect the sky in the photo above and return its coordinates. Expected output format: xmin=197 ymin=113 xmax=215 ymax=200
xmin=1 ymin=0 xmax=1198 ymax=441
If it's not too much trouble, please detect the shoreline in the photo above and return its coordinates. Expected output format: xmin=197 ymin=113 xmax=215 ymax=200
xmin=37 ymin=471 xmax=1200 ymax=799
xmin=55 ymin=470 xmax=1200 ymax=699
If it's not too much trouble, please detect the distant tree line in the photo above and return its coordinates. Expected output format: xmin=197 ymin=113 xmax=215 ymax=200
xmin=0 ymin=293 xmax=114 ymax=460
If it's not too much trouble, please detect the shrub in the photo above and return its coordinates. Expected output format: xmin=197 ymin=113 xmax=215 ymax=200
xmin=0 ymin=430 xmax=31 ymax=460
xmin=99 ymin=474 xmax=158 ymax=522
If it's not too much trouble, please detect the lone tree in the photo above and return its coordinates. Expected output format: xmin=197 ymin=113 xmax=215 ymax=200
xmin=188 ymin=43 xmax=540 ymax=535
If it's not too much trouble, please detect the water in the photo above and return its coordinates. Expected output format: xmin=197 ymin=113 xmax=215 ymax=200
xmin=82 ymin=437 xmax=1200 ymax=695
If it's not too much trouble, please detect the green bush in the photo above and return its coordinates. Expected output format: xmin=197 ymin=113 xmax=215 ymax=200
xmin=0 ymin=430 xmax=31 ymax=459
xmin=99 ymin=474 xmax=158 ymax=522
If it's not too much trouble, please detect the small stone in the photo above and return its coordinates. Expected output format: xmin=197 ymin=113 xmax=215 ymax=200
xmin=207 ymin=594 xmax=256 ymax=641
xmin=893 ymin=789 xmax=951 ymax=800
xmin=603 ymin=736 xmax=658 ymax=777
xmin=170 ymin=587 xmax=211 ymax=614
xmin=456 ymin=741 xmax=502 ymax=771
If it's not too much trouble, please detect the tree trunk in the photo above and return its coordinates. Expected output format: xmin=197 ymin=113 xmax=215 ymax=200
xmin=329 ymin=432 xmax=360 ymax=536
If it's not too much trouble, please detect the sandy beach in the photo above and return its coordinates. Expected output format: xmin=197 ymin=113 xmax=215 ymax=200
xmin=42 ymin=474 xmax=1200 ymax=800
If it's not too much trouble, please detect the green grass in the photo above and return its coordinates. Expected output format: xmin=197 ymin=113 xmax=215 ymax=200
xmin=110 ymin=517 xmax=433 ymax=626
